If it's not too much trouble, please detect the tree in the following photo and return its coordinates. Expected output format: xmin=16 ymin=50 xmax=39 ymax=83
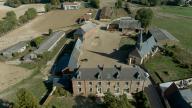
xmin=115 ymin=0 xmax=122 ymax=8
xmin=148 ymin=0 xmax=161 ymax=6
xmin=134 ymin=91 xmax=150 ymax=108
xmin=19 ymin=15 xmax=28 ymax=24
xmin=103 ymin=92 xmax=132 ymax=108
xmin=4 ymin=0 xmax=21 ymax=8
xmin=45 ymin=3 xmax=52 ymax=12
xmin=25 ymin=8 xmax=37 ymax=20
xmin=14 ymin=88 xmax=39 ymax=108
xmin=135 ymin=8 xmax=153 ymax=32
xmin=50 ymin=0 xmax=60 ymax=5
xmin=90 ymin=0 xmax=100 ymax=8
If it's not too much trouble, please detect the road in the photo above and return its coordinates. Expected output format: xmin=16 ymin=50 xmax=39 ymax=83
xmin=145 ymin=80 xmax=164 ymax=108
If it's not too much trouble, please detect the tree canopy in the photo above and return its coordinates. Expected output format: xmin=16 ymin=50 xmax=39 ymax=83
xmin=14 ymin=88 xmax=39 ymax=108
xmin=103 ymin=92 xmax=132 ymax=108
xmin=90 ymin=0 xmax=100 ymax=8
xmin=135 ymin=8 xmax=154 ymax=31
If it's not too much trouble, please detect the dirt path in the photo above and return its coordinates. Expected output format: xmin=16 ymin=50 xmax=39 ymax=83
xmin=0 ymin=62 xmax=31 ymax=93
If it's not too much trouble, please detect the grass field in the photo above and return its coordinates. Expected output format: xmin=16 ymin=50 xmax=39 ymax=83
xmin=144 ymin=54 xmax=192 ymax=83
xmin=160 ymin=6 xmax=192 ymax=17
xmin=152 ymin=6 xmax=192 ymax=52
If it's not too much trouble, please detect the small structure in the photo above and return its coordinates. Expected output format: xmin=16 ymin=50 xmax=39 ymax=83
xmin=128 ymin=31 xmax=158 ymax=65
xmin=107 ymin=17 xmax=141 ymax=34
xmin=61 ymin=2 xmax=81 ymax=10
xmin=73 ymin=21 xmax=97 ymax=41
xmin=0 ymin=41 xmax=28 ymax=58
xmin=34 ymin=31 xmax=65 ymax=55
xmin=163 ymin=83 xmax=192 ymax=108
xmin=99 ymin=7 xmax=113 ymax=21
xmin=149 ymin=28 xmax=179 ymax=46
xmin=76 ymin=14 xmax=92 ymax=24
xmin=72 ymin=65 xmax=150 ymax=97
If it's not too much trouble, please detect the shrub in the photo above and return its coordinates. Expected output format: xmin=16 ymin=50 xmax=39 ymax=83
xmin=25 ymin=8 xmax=37 ymax=20
xmin=4 ymin=0 xmax=21 ymax=8
xmin=45 ymin=3 xmax=52 ymax=12
xmin=90 ymin=0 xmax=100 ymax=8
xmin=53 ymin=87 xmax=71 ymax=97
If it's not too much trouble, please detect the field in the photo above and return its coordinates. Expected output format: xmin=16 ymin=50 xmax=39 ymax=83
xmin=0 ymin=62 xmax=31 ymax=93
xmin=160 ymin=6 xmax=192 ymax=17
xmin=0 ymin=9 xmax=89 ymax=51
xmin=152 ymin=11 xmax=192 ymax=52
xmin=0 ymin=2 xmax=45 ymax=19
xmin=144 ymin=54 xmax=192 ymax=83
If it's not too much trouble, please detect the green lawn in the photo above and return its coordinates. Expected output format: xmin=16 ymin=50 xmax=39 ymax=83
xmin=160 ymin=6 xmax=192 ymax=17
xmin=152 ymin=16 xmax=192 ymax=52
xmin=144 ymin=54 xmax=192 ymax=83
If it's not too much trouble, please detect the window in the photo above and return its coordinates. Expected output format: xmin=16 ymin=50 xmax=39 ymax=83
xmin=137 ymin=81 xmax=140 ymax=85
xmin=98 ymin=82 xmax=101 ymax=85
xmin=89 ymin=82 xmax=92 ymax=86
xmin=116 ymin=82 xmax=120 ymax=86
xmin=107 ymin=88 xmax=110 ymax=92
xmin=115 ymin=88 xmax=120 ymax=93
xmin=78 ymin=82 xmax=81 ymax=86
xmin=98 ymin=88 xmax=102 ymax=93
xmin=124 ymin=88 xmax=129 ymax=93
xmin=107 ymin=82 xmax=110 ymax=86
xmin=78 ymin=88 xmax=81 ymax=93
xmin=125 ymin=82 xmax=129 ymax=85
xmin=89 ymin=88 xmax=93 ymax=92
xmin=136 ymin=88 xmax=139 ymax=92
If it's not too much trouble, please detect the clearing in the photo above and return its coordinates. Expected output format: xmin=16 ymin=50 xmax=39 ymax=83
xmin=0 ymin=62 xmax=31 ymax=93
xmin=0 ymin=9 xmax=89 ymax=51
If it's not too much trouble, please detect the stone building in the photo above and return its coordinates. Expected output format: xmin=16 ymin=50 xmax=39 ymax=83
xmin=72 ymin=65 xmax=149 ymax=97
xmin=128 ymin=31 xmax=158 ymax=65
xmin=61 ymin=2 xmax=81 ymax=10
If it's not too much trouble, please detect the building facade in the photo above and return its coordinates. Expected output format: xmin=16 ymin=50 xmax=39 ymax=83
xmin=72 ymin=65 xmax=150 ymax=97
xmin=62 ymin=2 xmax=81 ymax=10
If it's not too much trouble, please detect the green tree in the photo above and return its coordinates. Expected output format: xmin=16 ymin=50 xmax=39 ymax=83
xmin=135 ymin=8 xmax=153 ymax=32
xmin=45 ymin=3 xmax=52 ymax=12
xmin=19 ymin=15 xmax=28 ymax=24
xmin=3 ymin=11 xmax=18 ymax=31
xmin=51 ymin=0 xmax=60 ymax=5
xmin=25 ymin=8 xmax=37 ymax=20
xmin=134 ymin=91 xmax=150 ymax=108
xmin=148 ymin=0 xmax=161 ymax=6
xmin=90 ymin=0 xmax=100 ymax=8
xmin=115 ymin=0 xmax=122 ymax=8
xmin=14 ymin=88 xmax=39 ymax=108
xmin=4 ymin=0 xmax=21 ymax=8
xmin=103 ymin=92 xmax=132 ymax=108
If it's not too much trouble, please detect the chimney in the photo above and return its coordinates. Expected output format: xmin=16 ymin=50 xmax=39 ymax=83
xmin=114 ymin=65 xmax=122 ymax=71
xmin=97 ymin=64 xmax=104 ymax=71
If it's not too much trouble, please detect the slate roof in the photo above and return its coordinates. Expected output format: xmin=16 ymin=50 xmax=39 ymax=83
xmin=119 ymin=20 xmax=141 ymax=29
xmin=73 ymin=66 xmax=148 ymax=81
xmin=149 ymin=28 xmax=179 ymax=42
xmin=180 ymin=89 xmax=192 ymax=104
xmin=130 ymin=34 xmax=156 ymax=58
xmin=100 ymin=7 xmax=113 ymax=19
xmin=1 ymin=41 xmax=28 ymax=54
xmin=68 ymin=39 xmax=82 ymax=70
xmin=80 ymin=21 xmax=97 ymax=32
xmin=63 ymin=2 xmax=80 ymax=6
xmin=34 ymin=31 xmax=65 ymax=54
xmin=164 ymin=83 xmax=192 ymax=108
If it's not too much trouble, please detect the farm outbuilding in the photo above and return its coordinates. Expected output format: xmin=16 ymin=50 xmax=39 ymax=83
xmin=34 ymin=31 xmax=65 ymax=55
xmin=61 ymin=2 xmax=81 ymax=10
xmin=73 ymin=21 xmax=97 ymax=41
xmin=0 ymin=41 xmax=28 ymax=58
xmin=99 ymin=7 xmax=113 ymax=21
xmin=149 ymin=28 xmax=179 ymax=46
xmin=107 ymin=17 xmax=141 ymax=34
xmin=128 ymin=31 xmax=158 ymax=65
